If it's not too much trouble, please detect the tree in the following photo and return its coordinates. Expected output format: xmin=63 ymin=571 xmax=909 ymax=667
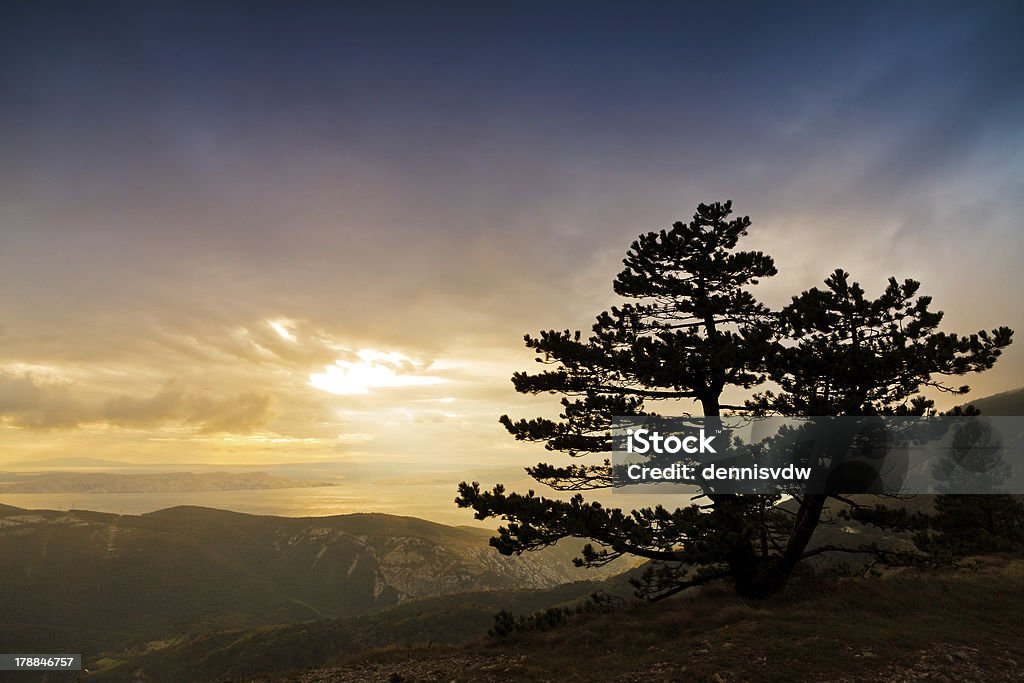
xmin=924 ymin=418 xmax=1024 ymax=553
xmin=916 ymin=494 xmax=1024 ymax=556
xmin=853 ymin=412 xmax=1024 ymax=558
xmin=746 ymin=270 xmax=1012 ymax=590
xmin=456 ymin=202 xmax=1013 ymax=598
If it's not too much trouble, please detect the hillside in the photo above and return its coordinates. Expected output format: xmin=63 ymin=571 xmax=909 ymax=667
xmin=75 ymin=556 xmax=1024 ymax=682
xmin=963 ymin=386 xmax=1024 ymax=416
xmin=0 ymin=471 xmax=332 ymax=493
xmin=264 ymin=558 xmax=1024 ymax=682
xmin=77 ymin=495 xmax=942 ymax=682
xmin=0 ymin=505 xmax=629 ymax=666
xmin=87 ymin=579 xmax=627 ymax=682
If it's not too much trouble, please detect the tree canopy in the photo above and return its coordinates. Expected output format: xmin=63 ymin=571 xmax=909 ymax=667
xmin=456 ymin=201 xmax=1013 ymax=598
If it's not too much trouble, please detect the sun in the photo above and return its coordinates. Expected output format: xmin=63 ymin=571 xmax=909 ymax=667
xmin=309 ymin=349 xmax=444 ymax=395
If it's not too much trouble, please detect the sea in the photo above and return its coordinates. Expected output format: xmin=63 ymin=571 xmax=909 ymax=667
xmin=0 ymin=482 xmax=482 ymax=527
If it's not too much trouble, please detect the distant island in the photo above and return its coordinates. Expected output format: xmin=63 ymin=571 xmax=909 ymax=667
xmin=0 ymin=471 xmax=335 ymax=493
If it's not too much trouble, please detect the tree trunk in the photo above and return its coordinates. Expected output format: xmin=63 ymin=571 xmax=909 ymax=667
xmin=699 ymin=396 xmax=764 ymax=593
xmin=739 ymin=494 xmax=827 ymax=598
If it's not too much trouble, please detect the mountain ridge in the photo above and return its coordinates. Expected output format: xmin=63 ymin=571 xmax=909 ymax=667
xmin=962 ymin=386 xmax=1024 ymax=416
xmin=0 ymin=503 xmax=630 ymax=666
xmin=0 ymin=470 xmax=334 ymax=493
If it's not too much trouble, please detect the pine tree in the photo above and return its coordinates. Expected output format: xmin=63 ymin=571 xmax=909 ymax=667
xmin=456 ymin=203 xmax=1014 ymax=598
xmin=888 ymin=415 xmax=1024 ymax=556
xmin=747 ymin=270 xmax=1013 ymax=590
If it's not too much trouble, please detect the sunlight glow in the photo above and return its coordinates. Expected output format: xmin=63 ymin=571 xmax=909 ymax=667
xmin=269 ymin=320 xmax=297 ymax=342
xmin=309 ymin=349 xmax=445 ymax=395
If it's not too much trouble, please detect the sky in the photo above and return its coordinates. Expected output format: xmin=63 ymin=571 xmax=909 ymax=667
xmin=1 ymin=2 xmax=1022 ymax=513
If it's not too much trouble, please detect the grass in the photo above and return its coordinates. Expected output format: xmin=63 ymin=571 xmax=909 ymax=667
xmin=277 ymin=556 xmax=1024 ymax=682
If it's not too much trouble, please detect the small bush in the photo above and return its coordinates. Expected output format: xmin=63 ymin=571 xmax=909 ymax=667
xmin=488 ymin=592 xmax=625 ymax=638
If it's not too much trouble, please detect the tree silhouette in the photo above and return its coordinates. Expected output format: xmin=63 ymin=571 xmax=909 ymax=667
xmin=914 ymin=417 xmax=1024 ymax=555
xmin=933 ymin=418 xmax=1010 ymax=494
xmin=917 ymin=494 xmax=1024 ymax=555
xmin=456 ymin=202 xmax=1013 ymax=598
xmin=746 ymin=270 xmax=1012 ymax=590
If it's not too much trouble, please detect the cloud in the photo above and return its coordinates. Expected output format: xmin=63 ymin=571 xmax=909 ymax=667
xmin=0 ymin=0 xmax=1021 ymax=470
xmin=0 ymin=372 xmax=90 ymax=429
xmin=103 ymin=385 xmax=276 ymax=434
xmin=190 ymin=392 xmax=276 ymax=434
xmin=0 ymin=373 xmax=275 ymax=434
